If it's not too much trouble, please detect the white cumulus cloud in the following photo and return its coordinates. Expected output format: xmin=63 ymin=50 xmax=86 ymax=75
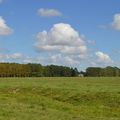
xmin=0 ymin=16 xmax=13 ymax=36
xmin=112 ymin=13 xmax=120 ymax=30
xmin=35 ymin=23 xmax=87 ymax=56
xmin=95 ymin=51 xmax=113 ymax=64
xmin=38 ymin=8 xmax=62 ymax=17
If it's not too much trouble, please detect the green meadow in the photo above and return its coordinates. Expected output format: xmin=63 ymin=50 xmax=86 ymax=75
xmin=0 ymin=77 xmax=120 ymax=120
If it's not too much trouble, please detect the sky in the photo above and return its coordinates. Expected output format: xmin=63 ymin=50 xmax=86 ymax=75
xmin=0 ymin=0 xmax=120 ymax=70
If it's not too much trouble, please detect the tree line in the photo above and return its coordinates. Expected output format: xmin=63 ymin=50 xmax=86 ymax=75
xmin=0 ymin=63 xmax=79 ymax=77
xmin=85 ymin=66 xmax=120 ymax=77
xmin=0 ymin=63 xmax=120 ymax=77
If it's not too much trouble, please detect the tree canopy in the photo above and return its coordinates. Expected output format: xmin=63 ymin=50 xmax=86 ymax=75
xmin=0 ymin=63 xmax=120 ymax=77
xmin=0 ymin=63 xmax=79 ymax=77
xmin=86 ymin=66 xmax=120 ymax=77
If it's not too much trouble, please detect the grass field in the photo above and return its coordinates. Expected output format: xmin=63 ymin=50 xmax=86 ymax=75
xmin=0 ymin=77 xmax=120 ymax=120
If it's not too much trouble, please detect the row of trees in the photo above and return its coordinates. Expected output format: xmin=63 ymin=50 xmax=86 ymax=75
xmin=0 ymin=63 xmax=120 ymax=77
xmin=85 ymin=66 xmax=120 ymax=77
xmin=0 ymin=63 xmax=79 ymax=77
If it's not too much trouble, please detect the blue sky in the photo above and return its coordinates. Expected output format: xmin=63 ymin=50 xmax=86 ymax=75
xmin=0 ymin=0 xmax=120 ymax=69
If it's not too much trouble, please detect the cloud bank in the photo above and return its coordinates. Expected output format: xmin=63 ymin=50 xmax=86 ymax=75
xmin=33 ymin=23 xmax=115 ymax=67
